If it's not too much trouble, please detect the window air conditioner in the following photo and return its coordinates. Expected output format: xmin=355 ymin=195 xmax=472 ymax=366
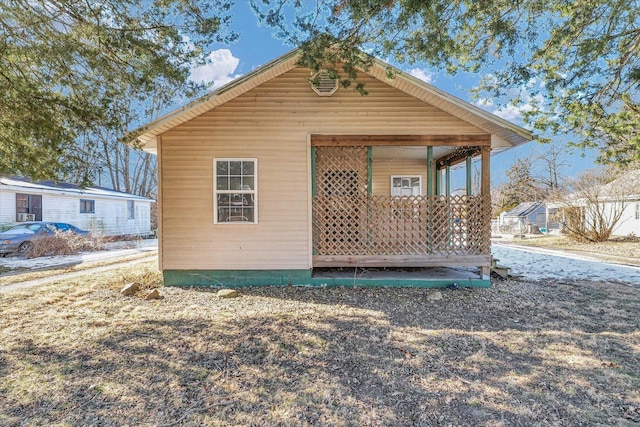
xmin=17 ymin=213 xmax=35 ymax=222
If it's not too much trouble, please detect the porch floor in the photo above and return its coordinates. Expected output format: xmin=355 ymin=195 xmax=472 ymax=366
xmin=310 ymin=267 xmax=489 ymax=288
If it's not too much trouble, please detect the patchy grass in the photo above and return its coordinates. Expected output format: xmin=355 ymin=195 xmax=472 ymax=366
xmin=0 ymin=253 xmax=156 ymax=287
xmin=0 ymin=265 xmax=639 ymax=426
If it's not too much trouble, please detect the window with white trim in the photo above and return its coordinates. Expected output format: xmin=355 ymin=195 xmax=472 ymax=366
xmin=127 ymin=200 xmax=135 ymax=219
xmin=80 ymin=199 xmax=95 ymax=214
xmin=214 ymin=158 xmax=257 ymax=223
xmin=391 ymin=176 xmax=422 ymax=197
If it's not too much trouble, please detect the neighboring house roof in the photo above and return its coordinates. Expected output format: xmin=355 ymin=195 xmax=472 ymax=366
xmin=503 ymin=201 xmax=545 ymax=218
xmin=134 ymin=48 xmax=533 ymax=154
xmin=597 ymin=169 xmax=640 ymax=200
xmin=0 ymin=177 xmax=154 ymax=202
xmin=546 ymin=169 xmax=640 ymax=208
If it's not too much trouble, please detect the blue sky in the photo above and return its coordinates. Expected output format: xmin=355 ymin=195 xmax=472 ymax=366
xmin=186 ymin=2 xmax=599 ymax=188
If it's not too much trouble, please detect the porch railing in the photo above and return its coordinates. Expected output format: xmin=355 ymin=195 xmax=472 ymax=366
xmin=312 ymin=194 xmax=491 ymax=257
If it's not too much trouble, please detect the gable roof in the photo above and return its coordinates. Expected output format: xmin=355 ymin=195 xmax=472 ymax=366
xmin=134 ymin=48 xmax=533 ymax=154
xmin=0 ymin=176 xmax=153 ymax=201
xmin=503 ymin=201 xmax=545 ymax=218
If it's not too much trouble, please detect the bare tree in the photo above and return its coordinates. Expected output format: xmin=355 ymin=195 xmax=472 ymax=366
xmin=535 ymin=142 xmax=570 ymax=192
xmin=549 ymin=167 xmax=640 ymax=242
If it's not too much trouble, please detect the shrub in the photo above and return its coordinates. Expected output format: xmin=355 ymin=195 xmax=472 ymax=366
xmin=25 ymin=232 xmax=107 ymax=258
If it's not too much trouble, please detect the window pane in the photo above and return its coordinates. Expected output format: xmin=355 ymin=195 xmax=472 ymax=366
xmin=229 ymin=193 xmax=247 ymax=206
xmin=16 ymin=194 xmax=28 ymax=211
xmin=218 ymin=207 xmax=231 ymax=222
xmin=229 ymin=161 xmax=242 ymax=175
xmin=242 ymin=161 xmax=254 ymax=175
xmin=217 ymin=177 xmax=229 ymax=191
xmin=242 ymin=176 xmax=254 ymax=190
xmin=30 ymin=195 xmax=42 ymax=208
xmin=230 ymin=177 xmax=242 ymax=191
xmin=217 ymin=161 xmax=229 ymax=176
xmin=243 ymin=208 xmax=254 ymax=222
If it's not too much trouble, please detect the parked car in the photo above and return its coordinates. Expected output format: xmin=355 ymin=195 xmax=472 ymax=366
xmin=0 ymin=222 xmax=88 ymax=255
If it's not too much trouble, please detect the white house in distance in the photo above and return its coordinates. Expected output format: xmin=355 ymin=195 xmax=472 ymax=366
xmin=0 ymin=177 xmax=153 ymax=236
xmin=546 ymin=169 xmax=640 ymax=237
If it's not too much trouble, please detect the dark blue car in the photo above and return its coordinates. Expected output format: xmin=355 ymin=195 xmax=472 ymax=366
xmin=0 ymin=222 xmax=88 ymax=255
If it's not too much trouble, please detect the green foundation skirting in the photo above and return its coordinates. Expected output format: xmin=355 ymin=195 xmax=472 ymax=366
xmin=163 ymin=270 xmax=490 ymax=288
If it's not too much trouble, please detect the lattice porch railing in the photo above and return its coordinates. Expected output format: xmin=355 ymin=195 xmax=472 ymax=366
xmin=312 ymin=194 xmax=491 ymax=257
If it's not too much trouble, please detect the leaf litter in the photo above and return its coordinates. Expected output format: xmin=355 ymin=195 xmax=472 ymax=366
xmin=0 ymin=262 xmax=638 ymax=426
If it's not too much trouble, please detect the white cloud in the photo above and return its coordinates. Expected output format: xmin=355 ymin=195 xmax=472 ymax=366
xmin=406 ymin=68 xmax=435 ymax=84
xmin=475 ymin=79 xmax=544 ymax=123
xmin=488 ymin=103 xmax=532 ymax=121
xmin=190 ymin=49 xmax=242 ymax=88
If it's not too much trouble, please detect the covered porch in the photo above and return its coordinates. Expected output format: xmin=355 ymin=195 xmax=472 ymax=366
xmin=311 ymin=135 xmax=492 ymax=281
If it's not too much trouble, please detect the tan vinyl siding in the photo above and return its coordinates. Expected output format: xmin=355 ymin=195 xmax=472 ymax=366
xmin=159 ymin=66 xmax=485 ymax=270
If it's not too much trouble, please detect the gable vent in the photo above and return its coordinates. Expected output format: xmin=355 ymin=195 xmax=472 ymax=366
xmin=311 ymin=71 xmax=339 ymax=96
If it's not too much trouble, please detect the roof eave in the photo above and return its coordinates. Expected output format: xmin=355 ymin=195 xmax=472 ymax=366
xmin=369 ymin=57 xmax=534 ymax=145
xmin=134 ymin=48 xmax=302 ymax=150
xmin=134 ymin=48 xmax=534 ymax=151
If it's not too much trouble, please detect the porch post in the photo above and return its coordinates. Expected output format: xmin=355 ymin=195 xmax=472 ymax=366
xmin=367 ymin=146 xmax=373 ymax=196
xmin=311 ymin=146 xmax=317 ymax=196
xmin=435 ymin=167 xmax=441 ymax=196
xmin=311 ymin=146 xmax=317 ymax=256
xmin=481 ymin=146 xmax=490 ymax=197
xmin=465 ymin=153 xmax=472 ymax=196
xmin=427 ymin=146 xmax=433 ymax=196
xmin=445 ymin=160 xmax=451 ymax=196
xmin=481 ymin=146 xmax=491 ymax=280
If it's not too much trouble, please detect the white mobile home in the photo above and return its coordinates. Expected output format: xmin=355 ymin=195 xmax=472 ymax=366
xmin=0 ymin=177 xmax=153 ymax=236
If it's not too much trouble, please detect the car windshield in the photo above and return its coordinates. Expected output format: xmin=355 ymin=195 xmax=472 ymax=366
xmin=3 ymin=224 xmax=41 ymax=235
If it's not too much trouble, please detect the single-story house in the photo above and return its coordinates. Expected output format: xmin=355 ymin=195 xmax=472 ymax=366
xmin=0 ymin=176 xmax=154 ymax=236
xmin=547 ymin=170 xmax=640 ymax=237
xmin=499 ymin=201 xmax=546 ymax=233
xmin=135 ymin=49 xmax=533 ymax=287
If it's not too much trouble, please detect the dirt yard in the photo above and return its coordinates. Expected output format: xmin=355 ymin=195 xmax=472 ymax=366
xmin=0 ymin=261 xmax=638 ymax=426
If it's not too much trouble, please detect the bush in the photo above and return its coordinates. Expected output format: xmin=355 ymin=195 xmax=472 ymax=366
xmin=25 ymin=232 xmax=107 ymax=258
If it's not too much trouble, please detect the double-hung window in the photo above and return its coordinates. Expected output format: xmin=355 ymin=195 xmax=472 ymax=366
xmin=214 ymin=158 xmax=257 ymax=223
xmin=80 ymin=199 xmax=95 ymax=214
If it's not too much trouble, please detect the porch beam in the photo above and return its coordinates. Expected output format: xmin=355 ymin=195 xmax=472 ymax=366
xmin=436 ymin=147 xmax=482 ymax=169
xmin=311 ymin=134 xmax=491 ymax=147
xmin=313 ymin=255 xmax=492 ymax=268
